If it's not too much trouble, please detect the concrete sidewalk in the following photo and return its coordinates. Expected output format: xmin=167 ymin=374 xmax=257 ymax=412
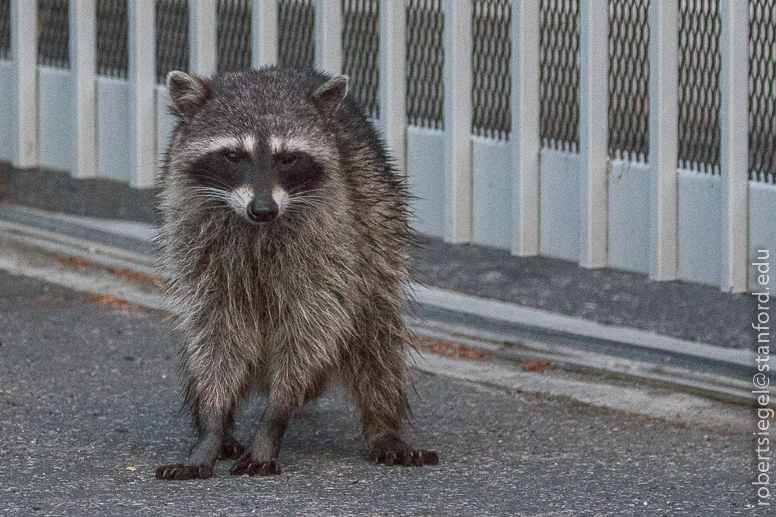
xmin=0 ymin=257 xmax=757 ymax=515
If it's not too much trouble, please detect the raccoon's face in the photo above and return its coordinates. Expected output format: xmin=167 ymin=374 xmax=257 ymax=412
xmin=165 ymin=69 xmax=348 ymax=224
xmin=181 ymin=133 xmax=326 ymax=223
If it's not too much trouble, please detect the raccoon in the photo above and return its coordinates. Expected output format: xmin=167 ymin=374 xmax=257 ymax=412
xmin=155 ymin=67 xmax=438 ymax=480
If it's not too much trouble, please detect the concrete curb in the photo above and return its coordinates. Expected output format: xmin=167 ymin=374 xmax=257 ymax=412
xmin=412 ymin=284 xmax=754 ymax=367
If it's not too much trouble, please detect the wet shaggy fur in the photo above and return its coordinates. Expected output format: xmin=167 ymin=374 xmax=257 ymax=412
xmin=155 ymin=67 xmax=437 ymax=480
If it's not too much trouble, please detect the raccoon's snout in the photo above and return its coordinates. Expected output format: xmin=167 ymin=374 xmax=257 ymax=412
xmin=228 ymin=184 xmax=289 ymax=223
xmin=247 ymin=198 xmax=279 ymax=223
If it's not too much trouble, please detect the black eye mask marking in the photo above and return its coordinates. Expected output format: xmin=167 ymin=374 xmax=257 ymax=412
xmin=222 ymin=149 xmax=251 ymax=163
xmin=186 ymin=151 xmax=250 ymax=190
xmin=274 ymin=151 xmax=299 ymax=167
xmin=185 ymin=149 xmax=326 ymax=195
xmin=275 ymin=151 xmax=325 ymax=194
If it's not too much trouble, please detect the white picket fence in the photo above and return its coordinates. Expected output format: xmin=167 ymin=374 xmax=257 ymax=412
xmin=0 ymin=0 xmax=773 ymax=294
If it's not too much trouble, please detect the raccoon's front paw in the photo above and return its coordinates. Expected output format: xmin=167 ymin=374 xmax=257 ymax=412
xmin=229 ymin=453 xmax=281 ymax=476
xmin=219 ymin=435 xmax=246 ymax=460
xmin=155 ymin=463 xmax=214 ymax=480
xmin=369 ymin=437 xmax=439 ymax=467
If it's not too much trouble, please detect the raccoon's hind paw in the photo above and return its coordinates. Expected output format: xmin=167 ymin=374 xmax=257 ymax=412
xmin=219 ymin=436 xmax=246 ymax=460
xmin=368 ymin=437 xmax=439 ymax=467
xmin=155 ymin=463 xmax=214 ymax=480
xmin=229 ymin=454 xmax=281 ymax=476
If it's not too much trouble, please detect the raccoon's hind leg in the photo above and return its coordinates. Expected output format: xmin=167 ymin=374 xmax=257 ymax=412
xmin=229 ymin=402 xmax=293 ymax=476
xmin=229 ymin=371 xmax=328 ymax=476
xmin=343 ymin=316 xmax=439 ymax=467
xmin=218 ymin=404 xmax=246 ymax=460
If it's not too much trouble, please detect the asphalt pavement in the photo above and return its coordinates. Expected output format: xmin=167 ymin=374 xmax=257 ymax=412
xmin=0 ymin=264 xmax=759 ymax=516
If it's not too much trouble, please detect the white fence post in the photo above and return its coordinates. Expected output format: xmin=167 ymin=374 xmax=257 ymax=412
xmin=252 ymin=0 xmax=278 ymax=68
xmin=648 ymin=0 xmax=678 ymax=281
xmin=578 ymin=0 xmax=609 ymax=268
xmin=443 ymin=0 xmax=473 ymax=243
xmin=719 ymin=0 xmax=749 ymax=292
xmin=128 ymin=0 xmax=157 ymax=188
xmin=510 ymin=0 xmax=540 ymax=256
xmin=190 ymin=0 xmax=218 ymax=76
xmin=11 ymin=0 xmax=38 ymax=167
xmin=315 ymin=0 xmax=342 ymax=74
xmin=379 ymin=0 xmax=407 ymax=174
xmin=70 ymin=0 xmax=97 ymax=178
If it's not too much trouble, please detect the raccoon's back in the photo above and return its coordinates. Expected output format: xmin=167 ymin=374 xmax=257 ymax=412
xmin=339 ymin=116 xmax=413 ymax=293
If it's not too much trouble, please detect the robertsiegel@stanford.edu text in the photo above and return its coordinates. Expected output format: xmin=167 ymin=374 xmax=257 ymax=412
xmin=752 ymin=249 xmax=773 ymax=507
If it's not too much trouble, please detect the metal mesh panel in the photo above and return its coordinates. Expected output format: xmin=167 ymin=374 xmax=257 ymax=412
xmin=96 ymin=0 xmax=129 ymax=78
xmin=38 ymin=0 xmax=70 ymax=68
xmin=540 ymin=0 xmax=579 ymax=152
xmin=472 ymin=0 xmax=511 ymax=140
xmin=678 ymin=0 xmax=720 ymax=174
xmin=343 ymin=0 xmax=380 ymax=120
xmin=406 ymin=0 xmax=444 ymax=129
xmin=749 ymin=0 xmax=776 ymax=184
xmin=0 ymin=0 xmax=10 ymax=60
xmin=156 ymin=0 xmax=189 ymax=83
xmin=608 ymin=0 xmax=649 ymax=162
xmin=278 ymin=0 xmax=314 ymax=69
xmin=218 ymin=0 xmax=251 ymax=73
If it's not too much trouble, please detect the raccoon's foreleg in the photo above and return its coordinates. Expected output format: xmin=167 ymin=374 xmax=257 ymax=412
xmin=229 ymin=402 xmax=293 ymax=476
xmin=344 ymin=319 xmax=439 ymax=467
xmin=155 ymin=409 xmax=233 ymax=480
xmin=156 ymin=341 xmax=249 ymax=480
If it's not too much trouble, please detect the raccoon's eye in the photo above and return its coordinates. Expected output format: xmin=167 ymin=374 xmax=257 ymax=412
xmin=222 ymin=150 xmax=247 ymax=163
xmin=274 ymin=152 xmax=299 ymax=167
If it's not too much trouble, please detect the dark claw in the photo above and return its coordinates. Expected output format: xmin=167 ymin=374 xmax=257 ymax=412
xmin=369 ymin=437 xmax=439 ymax=467
xmin=414 ymin=449 xmax=439 ymax=466
xmin=382 ymin=451 xmax=398 ymax=466
xmin=229 ymin=454 xmax=281 ymax=476
xmin=219 ymin=436 xmax=246 ymax=460
xmin=155 ymin=463 xmax=214 ymax=480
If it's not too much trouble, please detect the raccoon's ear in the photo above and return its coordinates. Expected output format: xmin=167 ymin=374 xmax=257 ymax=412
xmin=310 ymin=75 xmax=349 ymax=118
xmin=166 ymin=71 xmax=213 ymax=120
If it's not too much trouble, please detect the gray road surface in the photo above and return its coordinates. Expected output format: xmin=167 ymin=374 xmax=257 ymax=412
xmin=0 ymin=270 xmax=757 ymax=516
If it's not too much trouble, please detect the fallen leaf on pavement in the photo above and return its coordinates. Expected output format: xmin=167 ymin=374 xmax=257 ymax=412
xmin=415 ymin=337 xmax=492 ymax=361
xmin=518 ymin=359 xmax=554 ymax=372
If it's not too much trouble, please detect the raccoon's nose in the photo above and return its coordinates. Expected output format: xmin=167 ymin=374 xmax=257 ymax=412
xmin=247 ymin=199 xmax=279 ymax=223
